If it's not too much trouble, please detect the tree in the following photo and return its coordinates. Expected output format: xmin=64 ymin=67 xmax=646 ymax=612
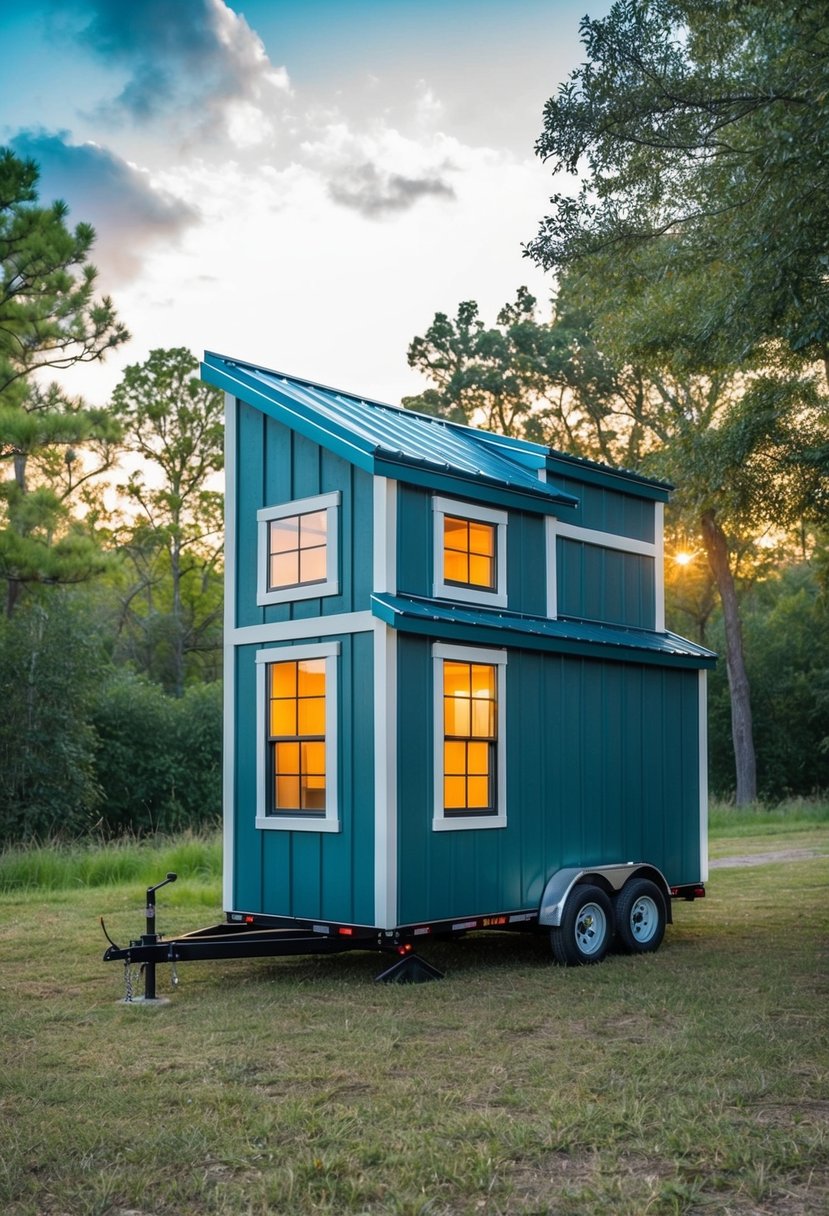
xmin=0 ymin=148 xmax=129 ymax=615
xmin=110 ymin=348 xmax=224 ymax=696
xmin=522 ymin=0 xmax=829 ymax=802
xmin=527 ymin=0 xmax=829 ymax=376
xmin=706 ymin=558 xmax=829 ymax=800
xmin=405 ymin=282 xmax=827 ymax=803
xmin=405 ymin=286 xmax=640 ymax=457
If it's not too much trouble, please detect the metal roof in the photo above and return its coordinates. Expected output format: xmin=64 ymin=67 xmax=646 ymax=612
xmin=371 ymin=592 xmax=717 ymax=670
xmin=202 ymin=352 xmax=579 ymax=515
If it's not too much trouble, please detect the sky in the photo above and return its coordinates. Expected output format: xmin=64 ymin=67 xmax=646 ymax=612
xmin=0 ymin=0 xmax=610 ymax=407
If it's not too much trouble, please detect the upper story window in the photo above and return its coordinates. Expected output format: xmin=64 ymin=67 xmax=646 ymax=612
xmin=255 ymin=641 xmax=340 ymax=833
xmin=432 ymin=496 xmax=507 ymax=608
xmin=257 ymin=491 xmax=340 ymax=606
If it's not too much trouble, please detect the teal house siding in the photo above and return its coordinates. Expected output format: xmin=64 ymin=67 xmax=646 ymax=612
xmin=396 ymin=638 xmax=702 ymax=926
xmin=202 ymin=352 xmax=713 ymax=939
xmin=507 ymin=511 xmax=548 ymax=616
xmin=396 ymin=486 xmax=549 ymax=615
xmin=231 ymin=631 xmax=375 ymax=924
xmin=396 ymin=484 xmax=432 ymax=598
xmin=557 ymin=536 xmax=656 ymax=628
xmin=547 ymin=457 xmax=664 ymax=541
xmin=235 ymin=400 xmax=374 ymax=630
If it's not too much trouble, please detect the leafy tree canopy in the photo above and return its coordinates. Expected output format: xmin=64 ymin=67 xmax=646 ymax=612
xmin=110 ymin=347 xmax=224 ymax=695
xmin=0 ymin=148 xmax=128 ymax=406
xmin=0 ymin=149 xmax=129 ymax=613
xmin=527 ymin=0 xmax=829 ymax=371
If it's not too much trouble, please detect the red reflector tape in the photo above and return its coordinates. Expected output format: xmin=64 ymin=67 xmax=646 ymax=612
xmin=414 ymin=927 xmax=431 ymax=936
xmin=338 ymin=927 xmax=353 ymax=936
xmin=244 ymin=915 xmax=255 ymax=924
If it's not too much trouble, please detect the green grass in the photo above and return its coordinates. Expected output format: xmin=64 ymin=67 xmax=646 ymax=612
xmin=0 ymin=819 xmax=826 ymax=1214
xmin=709 ymin=797 xmax=829 ymax=837
xmin=0 ymin=829 xmax=222 ymax=894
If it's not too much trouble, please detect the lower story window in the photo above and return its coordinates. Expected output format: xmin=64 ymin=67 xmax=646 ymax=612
xmin=433 ymin=643 xmax=507 ymax=831
xmin=268 ymin=658 xmax=327 ymax=812
xmin=255 ymin=642 xmax=340 ymax=832
xmin=443 ymin=661 xmax=496 ymax=813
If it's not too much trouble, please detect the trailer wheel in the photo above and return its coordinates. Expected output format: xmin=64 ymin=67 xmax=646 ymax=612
xmin=614 ymin=879 xmax=666 ymax=954
xmin=550 ymin=884 xmax=613 ymax=966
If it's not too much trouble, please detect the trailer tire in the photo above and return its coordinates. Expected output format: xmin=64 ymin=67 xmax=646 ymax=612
xmin=550 ymin=884 xmax=613 ymax=966
xmin=614 ymin=879 xmax=666 ymax=954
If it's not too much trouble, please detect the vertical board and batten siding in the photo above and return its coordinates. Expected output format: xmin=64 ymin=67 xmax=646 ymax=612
xmin=396 ymin=635 xmax=701 ymax=926
xmin=396 ymin=484 xmax=548 ymax=615
xmin=548 ymin=471 xmax=657 ymax=541
xmin=556 ymin=538 xmax=656 ymax=629
xmin=548 ymin=472 xmax=659 ymax=630
xmin=230 ymin=398 xmax=376 ymax=924
xmin=235 ymin=400 xmax=374 ymax=629
xmin=231 ymin=630 xmax=375 ymax=924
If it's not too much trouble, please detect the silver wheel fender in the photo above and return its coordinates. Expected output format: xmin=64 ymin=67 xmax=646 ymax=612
xmin=539 ymin=863 xmax=672 ymax=927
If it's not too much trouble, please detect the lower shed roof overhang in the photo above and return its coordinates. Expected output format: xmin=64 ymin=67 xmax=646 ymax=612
xmin=371 ymin=593 xmax=717 ymax=670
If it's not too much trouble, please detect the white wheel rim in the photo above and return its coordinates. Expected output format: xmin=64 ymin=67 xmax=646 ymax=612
xmin=629 ymin=895 xmax=659 ymax=943
xmin=575 ymin=903 xmax=607 ymax=956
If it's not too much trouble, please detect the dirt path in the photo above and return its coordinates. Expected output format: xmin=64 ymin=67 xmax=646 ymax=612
xmin=709 ymin=847 xmax=828 ymax=869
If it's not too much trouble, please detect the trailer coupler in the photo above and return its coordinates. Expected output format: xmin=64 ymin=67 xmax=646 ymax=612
xmin=102 ymin=875 xmax=445 ymax=998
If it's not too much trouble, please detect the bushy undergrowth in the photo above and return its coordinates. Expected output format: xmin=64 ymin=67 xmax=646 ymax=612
xmin=90 ymin=673 xmax=222 ymax=835
xmin=0 ymin=829 xmax=222 ymax=893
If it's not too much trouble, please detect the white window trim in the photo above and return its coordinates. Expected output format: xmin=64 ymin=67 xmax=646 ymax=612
xmin=255 ymin=641 xmax=341 ymax=833
xmin=432 ymin=496 xmax=508 ymax=608
xmin=545 ymin=515 xmax=558 ymax=619
xmin=256 ymin=491 xmax=340 ymax=606
xmin=698 ymin=669 xmax=709 ymax=882
xmin=432 ymin=641 xmax=507 ymax=832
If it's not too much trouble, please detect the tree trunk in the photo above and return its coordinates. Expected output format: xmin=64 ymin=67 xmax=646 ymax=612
xmin=171 ymin=528 xmax=184 ymax=699
xmin=5 ymin=454 xmax=28 ymax=618
xmin=701 ymin=510 xmax=757 ymax=804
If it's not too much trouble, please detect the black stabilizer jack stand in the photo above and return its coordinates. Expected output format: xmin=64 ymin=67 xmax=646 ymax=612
xmin=140 ymin=872 xmax=177 ymax=1001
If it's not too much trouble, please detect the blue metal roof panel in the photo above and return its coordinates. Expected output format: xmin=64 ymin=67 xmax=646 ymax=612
xmin=371 ymin=592 xmax=717 ymax=669
xmin=203 ymin=352 xmax=578 ymax=510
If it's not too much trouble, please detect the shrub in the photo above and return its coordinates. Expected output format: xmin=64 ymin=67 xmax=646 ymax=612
xmin=0 ymin=598 xmax=104 ymax=842
xmin=91 ymin=674 xmax=221 ymax=835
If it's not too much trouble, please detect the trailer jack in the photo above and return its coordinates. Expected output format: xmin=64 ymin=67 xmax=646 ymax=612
xmin=102 ymin=875 xmax=445 ymax=997
xmin=102 ymin=872 xmax=178 ymax=1006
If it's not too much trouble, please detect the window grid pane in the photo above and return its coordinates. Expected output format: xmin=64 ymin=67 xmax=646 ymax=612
xmin=268 ymin=659 xmax=327 ymax=814
xmin=442 ymin=660 xmax=497 ymax=814
xmin=443 ymin=515 xmax=496 ymax=591
xmin=268 ymin=510 xmax=329 ymax=590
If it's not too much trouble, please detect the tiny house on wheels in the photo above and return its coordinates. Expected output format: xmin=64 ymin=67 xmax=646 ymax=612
xmin=103 ymin=353 xmax=715 ymax=990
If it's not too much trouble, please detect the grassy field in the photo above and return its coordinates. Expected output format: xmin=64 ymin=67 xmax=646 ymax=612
xmin=0 ymin=808 xmax=826 ymax=1215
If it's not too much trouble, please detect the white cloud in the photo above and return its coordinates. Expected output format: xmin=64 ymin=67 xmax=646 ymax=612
xmin=21 ymin=0 xmax=568 ymax=408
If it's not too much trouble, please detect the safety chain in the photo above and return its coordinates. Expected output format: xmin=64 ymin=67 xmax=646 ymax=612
xmin=123 ymin=961 xmax=135 ymax=1003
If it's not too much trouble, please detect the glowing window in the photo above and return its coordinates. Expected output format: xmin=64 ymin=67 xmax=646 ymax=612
xmin=442 ymin=660 xmax=497 ymax=813
xmin=267 ymin=658 xmax=327 ymax=812
xmin=433 ymin=497 xmax=507 ymax=608
xmin=443 ymin=516 xmax=496 ymax=591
